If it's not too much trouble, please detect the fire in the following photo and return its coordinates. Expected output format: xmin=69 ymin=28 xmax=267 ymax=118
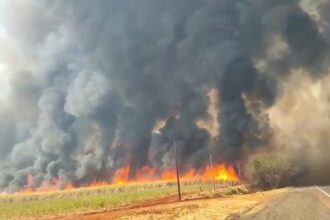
xmin=110 ymin=163 xmax=239 ymax=184
xmin=181 ymin=169 xmax=197 ymax=180
xmin=214 ymin=164 xmax=238 ymax=182
xmin=203 ymin=164 xmax=239 ymax=182
xmin=160 ymin=170 xmax=177 ymax=182
xmin=112 ymin=166 xmax=130 ymax=185
xmin=13 ymin=163 xmax=239 ymax=195
xmin=15 ymin=176 xmax=75 ymax=195
xmin=18 ymin=188 xmax=34 ymax=195
xmin=88 ymin=180 xmax=109 ymax=188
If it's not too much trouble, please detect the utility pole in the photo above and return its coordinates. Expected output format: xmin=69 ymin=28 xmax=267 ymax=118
xmin=174 ymin=140 xmax=181 ymax=201
xmin=209 ymin=153 xmax=216 ymax=190
xmin=237 ymin=161 xmax=241 ymax=185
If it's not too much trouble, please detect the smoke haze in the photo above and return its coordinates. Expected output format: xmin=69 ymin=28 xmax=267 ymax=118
xmin=0 ymin=0 xmax=329 ymax=192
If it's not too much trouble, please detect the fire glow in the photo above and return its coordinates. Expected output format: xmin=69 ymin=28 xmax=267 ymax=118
xmin=15 ymin=164 xmax=239 ymax=194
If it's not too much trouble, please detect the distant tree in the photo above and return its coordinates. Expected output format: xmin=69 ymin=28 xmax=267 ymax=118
xmin=245 ymin=154 xmax=301 ymax=189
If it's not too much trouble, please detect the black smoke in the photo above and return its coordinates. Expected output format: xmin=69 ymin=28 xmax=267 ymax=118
xmin=0 ymin=0 xmax=329 ymax=192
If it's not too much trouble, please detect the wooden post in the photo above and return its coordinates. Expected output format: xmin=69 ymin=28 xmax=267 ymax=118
xmin=209 ymin=154 xmax=216 ymax=190
xmin=174 ymin=140 xmax=181 ymax=201
xmin=237 ymin=161 xmax=241 ymax=185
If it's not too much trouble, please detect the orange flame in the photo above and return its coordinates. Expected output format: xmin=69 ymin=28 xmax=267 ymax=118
xmin=203 ymin=164 xmax=239 ymax=182
xmin=112 ymin=166 xmax=130 ymax=185
xmin=14 ymin=163 xmax=239 ymax=194
xmin=16 ymin=175 xmax=75 ymax=195
xmin=110 ymin=163 xmax=239 ymax=185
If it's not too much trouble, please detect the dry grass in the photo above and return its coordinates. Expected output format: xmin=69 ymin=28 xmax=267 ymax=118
xmin=117 ymin=188 xmax=288 ymax=220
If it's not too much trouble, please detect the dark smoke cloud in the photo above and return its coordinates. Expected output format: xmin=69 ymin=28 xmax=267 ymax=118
xmin=0 ymin=0 xmax=329 ymax=192
xmin=283 ymin=7 xmax=328 ymax=75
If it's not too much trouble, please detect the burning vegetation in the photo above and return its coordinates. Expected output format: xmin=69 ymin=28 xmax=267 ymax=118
xmin=15 ymin=163 xmax=239 ymax=194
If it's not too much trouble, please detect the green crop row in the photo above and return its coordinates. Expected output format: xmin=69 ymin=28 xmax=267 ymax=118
xmin=0 ymin=181 xmax=213 ymax=219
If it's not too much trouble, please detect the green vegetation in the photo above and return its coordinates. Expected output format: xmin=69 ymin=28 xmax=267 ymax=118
xmin=0 ymin=182 xmax=212 ymax=219
xmin=245 ymin=154 xmax=301 ymax=189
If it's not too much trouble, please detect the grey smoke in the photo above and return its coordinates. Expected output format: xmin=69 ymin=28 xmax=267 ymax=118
xmin=0 ymin=0 xmax=329 ymax=192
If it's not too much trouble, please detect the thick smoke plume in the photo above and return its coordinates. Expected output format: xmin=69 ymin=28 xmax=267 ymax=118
xmin=0 ymin=0 xmax=329 ymax=192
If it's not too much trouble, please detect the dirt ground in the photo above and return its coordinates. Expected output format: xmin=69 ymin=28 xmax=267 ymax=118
xmin=57 ymin=189 xmax=286 ymax=220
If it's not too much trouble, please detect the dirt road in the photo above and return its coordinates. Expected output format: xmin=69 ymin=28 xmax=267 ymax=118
xmin=241 ymin=187 xmax=330 ymax=220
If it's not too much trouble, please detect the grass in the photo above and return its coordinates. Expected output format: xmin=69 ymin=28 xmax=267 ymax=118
xmin=0 ymin=181 xmax=213 ymax=219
